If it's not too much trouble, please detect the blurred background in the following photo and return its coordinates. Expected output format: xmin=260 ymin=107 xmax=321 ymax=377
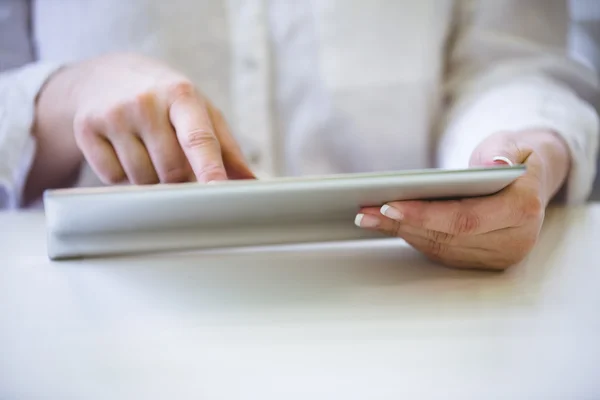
xmin=569 ymin=0 xmax=600 ymax=199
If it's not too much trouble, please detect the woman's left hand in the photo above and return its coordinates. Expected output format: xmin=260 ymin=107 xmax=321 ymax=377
xmin=355 ymin=130 xmax=571 ymax=270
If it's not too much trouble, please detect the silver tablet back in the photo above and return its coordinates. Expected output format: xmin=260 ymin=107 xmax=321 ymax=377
xmin=44 ymin=166 xmax=525 ymax=260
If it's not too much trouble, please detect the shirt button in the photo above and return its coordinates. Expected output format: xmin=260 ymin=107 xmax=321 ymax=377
xmin=248 ymin=151 xmax=262 ymax=165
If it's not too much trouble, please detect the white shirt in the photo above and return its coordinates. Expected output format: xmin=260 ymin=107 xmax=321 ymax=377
xmin=0 ymin=0 xmax=598 ymax=208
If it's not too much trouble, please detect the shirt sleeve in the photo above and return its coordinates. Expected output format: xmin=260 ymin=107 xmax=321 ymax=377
xmin=0 ymin=62 xmax=63 ymax=209
xmin=436 ymin=0 xmax=600 ymax=204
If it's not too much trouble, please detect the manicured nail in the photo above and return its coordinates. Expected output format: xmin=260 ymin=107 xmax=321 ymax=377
xmin=380 ymin=204 xmax=403 ymax=220
xmin=354 ymin=213 xmax=380 ymax=228
xmin=492 ymin=156 xmax=514 ymax=166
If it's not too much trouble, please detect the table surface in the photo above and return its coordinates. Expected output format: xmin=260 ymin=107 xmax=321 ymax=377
xmin=1 ymin=206 xmax=599 ymax=400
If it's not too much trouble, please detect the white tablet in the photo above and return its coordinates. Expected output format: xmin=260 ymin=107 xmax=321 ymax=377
xmin=44 ymin=165 xmax=525 ymax=260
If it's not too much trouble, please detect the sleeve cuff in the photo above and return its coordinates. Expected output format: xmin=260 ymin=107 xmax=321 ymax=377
xmin=0 ymin=62 xmax=64 ymax=209
xmin=437 ymin=75 xmax=600 ymax=204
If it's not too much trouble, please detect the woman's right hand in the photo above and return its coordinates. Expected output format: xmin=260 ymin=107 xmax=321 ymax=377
xmin=34 ymin=53 xmax=254 ymax=188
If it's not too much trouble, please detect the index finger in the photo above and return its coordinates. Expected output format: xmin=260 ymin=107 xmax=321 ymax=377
xmin=168 ymin=87 xmax=227 ymax=182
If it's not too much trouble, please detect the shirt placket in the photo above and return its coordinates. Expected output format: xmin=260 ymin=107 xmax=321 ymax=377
xmin=227 ymin=0 xmax=275 ymax=178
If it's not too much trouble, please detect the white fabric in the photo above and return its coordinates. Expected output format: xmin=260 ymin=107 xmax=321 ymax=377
xmin=0 ymin=0 xmax=598 ymax=208
xmin=0 ymin=62 xmax=62 ymax=208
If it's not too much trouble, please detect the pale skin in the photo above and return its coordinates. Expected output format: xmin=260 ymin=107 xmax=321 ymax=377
xmin=26 ymin=53 xmax=572 ymax=270
xmin=26 ymin=53 xmax=254 ymax=204
xmin=355 ymin=130 xmax=571 ymax=270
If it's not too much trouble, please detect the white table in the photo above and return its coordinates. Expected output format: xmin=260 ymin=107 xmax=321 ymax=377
xmin=1 ymin=206 xmax=599 ymax=400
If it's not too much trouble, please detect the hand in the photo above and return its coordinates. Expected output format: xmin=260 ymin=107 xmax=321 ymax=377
xmin=354 ymin=130 xmax=571 ymax=270
xmin=29 ymin=53 xmax=253 ymax=199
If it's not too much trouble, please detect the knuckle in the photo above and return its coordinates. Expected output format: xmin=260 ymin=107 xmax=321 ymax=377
xmin=520 ymin=193 xmax=544 ymax=220
xmin=167 ymin=80 xmax=197 ymax=101
xmin=449 ymin=209 xmax=480 ymax=235
xmin=73 ymin=113 xmax=96 ymax=139
xmin=386 ymin=221 xmax=402 ymax=237
xmin=131 ymin=92 xmax=158 ymax=121
xmin=103 ymin=105 xmax=127 ymax=127
xmin=101 ymin=168 xmax=126 ymax=185
xmin=393 ymin=222 xmax=402 ymax=238
xmin=133 ymin=91 xmax=155 ymax=109
xmin=426 ymin=239 xmax=447 ymax=258
xmin=184 ymin=129 xmax=218 ymax=149
xmin=161 ymin=165 xmax=190 ymax=183
xmin=427 ymin=229 xmax=454 ymax=244
xmin=194 ymin=162 xmax=224 ymax=180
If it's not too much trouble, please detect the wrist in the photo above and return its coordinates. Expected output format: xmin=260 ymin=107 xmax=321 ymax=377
xmin=34 ymin=62 xmax=85 ymax=155
xmin=25 ymin=64 xmax=85 ymax=204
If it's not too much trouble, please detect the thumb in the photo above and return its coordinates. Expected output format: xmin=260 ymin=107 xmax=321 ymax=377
xmin=469 ymin=131 xmax=531 ymax=168
xmin=469 ymin=131 xmax=548 ymax=192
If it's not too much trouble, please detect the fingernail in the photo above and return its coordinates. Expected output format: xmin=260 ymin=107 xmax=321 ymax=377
xmin=354 ymin=213 xmax=381 ymax=228
xmin=380 ymin=204 xmax=403 ymax=220
xmin=492 ymin=156 xmax=514 ymax=166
